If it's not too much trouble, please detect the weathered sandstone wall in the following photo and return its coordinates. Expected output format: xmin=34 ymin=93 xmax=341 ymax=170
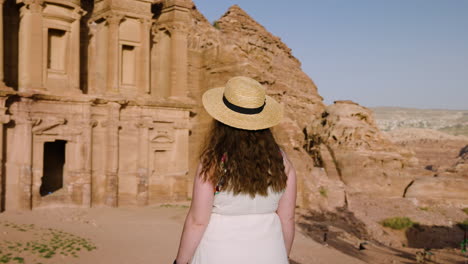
xmin=385 ymin=128 xmax=468 ymax=206
xmin=186 ymin=5 xmax=326 ymax=206
xmin=308 ymin=101 xmax=420 ymax=197
xmin=386 ymin=128 xmax=468 ymax=175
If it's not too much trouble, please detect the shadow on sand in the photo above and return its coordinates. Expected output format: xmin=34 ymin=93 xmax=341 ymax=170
xmin=298 ymin=207 xmax=372 ymax=262
xmin=297 ymin=207 xmax=418 ymax=263
xmin=298 ymin=207 xmax=468 ymax=263
xmin=406 ymin=224 xmax=466 ymax=249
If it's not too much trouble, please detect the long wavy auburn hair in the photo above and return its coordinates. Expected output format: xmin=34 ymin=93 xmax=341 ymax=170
xmin=200 ymin=120 xmax=287 ymax=197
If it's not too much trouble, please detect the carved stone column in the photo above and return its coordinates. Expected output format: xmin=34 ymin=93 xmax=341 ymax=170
xmin=105 ymin=14 xmax=124 ymax=94
xmin=169 ymin=23 xmax=188 ymax=98
xmin=14 ymin=108 xmax=39 ymax=210
xmin=173 ymin=118 xmax=190 ymax=199
xmin=139 ymin=18 xmax=152 ymax=94
xmin=150 ymin=27 xmax=171 ymax=98
xmin=18 ymin=0 xmax=45 ymax=91
xmin=87 ymin=22 xmax=98 ymax=93
xmin=103 ymin=102 xmax=121 ymax=207
xmin=0 ymin=0 xmax=14 ymax=90
xmin=154 ymin=0 xmax=191 ymax=98
xmin=0 ymin=97 xmax=10 ymax=211
xmin=80 ymin=107 xmax=97 ymax=208
xmin=70 ymin=8 xmax=85 ymax=93
xmin=0 ymin=0 xmax=6 ymax=88
xmin=136 ymin=119 xmax=150 ymax=206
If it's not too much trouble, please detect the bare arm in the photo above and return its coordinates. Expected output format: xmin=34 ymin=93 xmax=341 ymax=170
xmin=175 ymin=164 xmax=214 ymax=264
xmin=276 ymin=152 xmax=297 ymax=256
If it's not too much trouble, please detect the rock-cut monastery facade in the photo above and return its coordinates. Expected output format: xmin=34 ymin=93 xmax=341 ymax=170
xmin=0 ymin=0 xmax=195 ymax=210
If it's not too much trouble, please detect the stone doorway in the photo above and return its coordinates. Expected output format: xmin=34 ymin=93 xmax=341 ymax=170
xmin=40 ymin=140 xmax=66 ymax=196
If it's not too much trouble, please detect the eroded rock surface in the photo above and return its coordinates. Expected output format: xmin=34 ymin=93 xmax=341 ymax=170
xmin=404 ymin=177 xmax=468 ymax=206
xmin=187 ymin=5 xmax=326 ymax=207
xmin=386 ymin=128 xmax=468 ymax=175
xmin=309 ymin=101 xmax=420 ymax=196
xmin=386 ymin=128 xmax=468 ymax=205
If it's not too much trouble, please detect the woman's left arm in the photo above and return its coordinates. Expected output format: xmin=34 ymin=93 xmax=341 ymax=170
xmin=175 ymin=164 xmax=214 ymax=264
xmin=276 ymin=153 xmax=297 ymax=256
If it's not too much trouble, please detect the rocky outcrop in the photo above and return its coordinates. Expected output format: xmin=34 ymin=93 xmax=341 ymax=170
xmin=187 ymin=5 xmax=326 ymax=207
xmin=309 ymin=101 xmax=420 ymax=196
xmin=453 ymin=145 xmax=468 ymax=176
xmin=386 ymin=128 xmax=468 ymax=174
xmin=383 ymin=128 xmax=468 ymax=205
xmin=186 ymin=3 xmax=465 ymax=210
xmin=404 ymin=177 xmax=468 ymax=206
xmin=189 ymin=4 xmax=325 ymax=126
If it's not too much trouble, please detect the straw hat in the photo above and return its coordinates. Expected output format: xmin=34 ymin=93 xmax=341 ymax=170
xmin=202 ymin=76 xmax=283 ymax=130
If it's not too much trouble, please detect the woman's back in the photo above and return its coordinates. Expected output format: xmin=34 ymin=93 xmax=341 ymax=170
xmin=191 ymin=188 xmax=289 ymax=264
xmin=212 ymin=188 xmax=284 ymax=215
xmin=175 ymin=77 xmax=295 ymax=264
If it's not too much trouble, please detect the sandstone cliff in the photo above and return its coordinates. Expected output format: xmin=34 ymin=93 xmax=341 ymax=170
xmin=385 ymin=128 xmax=468 ymax=205
xmin=186 ymin=3 xmax=467 ymax=211
xmin=187 ymin=4 xmax=325 ymax=207
xmin=386 ymin=128 xmax=468 ymax=174
xmin=308 ymin=101 xmax=420 ymax=197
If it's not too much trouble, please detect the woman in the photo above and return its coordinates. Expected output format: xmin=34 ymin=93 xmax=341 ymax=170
xmin=174 ymin=76 xmax=297 ymax=264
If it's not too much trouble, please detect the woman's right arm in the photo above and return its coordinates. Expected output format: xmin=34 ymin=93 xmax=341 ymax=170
xmin=276 ymin=152 xmax=297 ymax=256
xmin=175 ymin=164 xmax=214 ymax=264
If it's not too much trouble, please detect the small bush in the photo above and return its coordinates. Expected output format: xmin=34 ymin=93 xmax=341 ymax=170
xmin=418 ymin=207 xmax=429 ymax=211
xmin=213 ymin=21 xmax=221 ymax=30
xmin=462 ymin=208 xmax=468 ymax=215
xmin=457 ymin=220 xmax=468 ymax=230
xmin=318 ymin=186 xmax=328 ymax=198
xmin=381 ymin=217 xmax=417 ymax=230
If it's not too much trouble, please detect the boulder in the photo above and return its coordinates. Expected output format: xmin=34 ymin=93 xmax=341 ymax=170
xmin=309 ymin=101 xmax=420 ymax=196
xmin=405 ymin=176 xmax=468 ymax=206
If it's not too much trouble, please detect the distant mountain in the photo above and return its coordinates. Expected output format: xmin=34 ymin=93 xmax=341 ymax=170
xmin=370 ymin=107 xmax=468 ymax=136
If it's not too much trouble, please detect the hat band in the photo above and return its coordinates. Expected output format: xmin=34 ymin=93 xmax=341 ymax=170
xmin=222 ymin=95 xmax=266 ymax=115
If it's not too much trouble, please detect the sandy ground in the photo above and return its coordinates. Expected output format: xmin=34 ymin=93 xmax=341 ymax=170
xmin=0 ymin=204 xmax=466 ymax=264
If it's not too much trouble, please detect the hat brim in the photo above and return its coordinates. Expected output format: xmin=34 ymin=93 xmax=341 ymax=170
xmin=202 ymin=87 xmax=283 ymax=130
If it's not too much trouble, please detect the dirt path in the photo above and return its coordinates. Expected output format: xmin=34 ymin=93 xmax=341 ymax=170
xmin=0 ymin=205 xmax=465 ymax=264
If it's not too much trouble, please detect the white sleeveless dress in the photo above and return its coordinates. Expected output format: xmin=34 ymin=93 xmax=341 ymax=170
xmin=190 ymin=189 xmax=289 ymax=264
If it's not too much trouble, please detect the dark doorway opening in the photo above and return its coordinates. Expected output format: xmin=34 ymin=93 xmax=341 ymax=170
xmin=40 ymin=140 xmax=66 ymax=196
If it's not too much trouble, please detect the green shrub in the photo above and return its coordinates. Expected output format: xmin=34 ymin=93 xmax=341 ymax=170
xmin=318 ymin=186 xmax=328 ymax=198
xmin=381 ymin=217 xmax=417 ymax=230
xmin=213 ymin=21 xmax=221 ymax=30
xmin=457 ymin=220 xmax=468 ymax=230
xmin=462 ymin=208 xmax=468 ymax=215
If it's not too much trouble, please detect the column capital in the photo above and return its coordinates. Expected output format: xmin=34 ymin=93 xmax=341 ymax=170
xmin=139 ymin=17 xmax=153 ymax=28
xmin=163 ymin=0 xmax=192 ymax=9
xmin=105 ymin=13 xmax=125 ymax=26
xmin=19 ymin=0 xmax=44 ymax=14
xmin=170 ymin=22 xmax=189 ymax=34
xmin=107 ymin=101 xmax=124 ymax=109
xmin=151 ymin=25 xmax=170 ymax=44
xmin=71 ymin=6 xmax=87 ymax=20
xmin=135 ymin=117 xmax=154 ymax=129
xmin=14 ymin=116 xmax=42 ymax=126
xmin=75 ymin=119 xmax=98 ymax=128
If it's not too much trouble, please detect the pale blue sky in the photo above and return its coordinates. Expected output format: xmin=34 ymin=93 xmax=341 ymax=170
xmin=193 ymin=0 xmax=468 ymax=110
